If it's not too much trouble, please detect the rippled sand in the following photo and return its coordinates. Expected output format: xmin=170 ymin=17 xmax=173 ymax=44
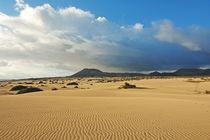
xmin=0 ymin=78 xmax=210 ymax=140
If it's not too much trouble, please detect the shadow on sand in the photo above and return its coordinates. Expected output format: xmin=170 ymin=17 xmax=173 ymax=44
xmin=134 ymin=87 xmax=154 ymax=90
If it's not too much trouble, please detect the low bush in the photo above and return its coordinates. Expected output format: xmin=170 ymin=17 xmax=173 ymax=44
xmin=119 ymin=82 xmax=136 ymax=89
xmin=205 ymin=90 xmax=210 ymax=94
xmin=17 ymin=87 xmax=43 ymax=94
xmin=10 ymin=85 xmax=27 ymax=91
xmin=25 ymin=82 xmax=33 ymax=84
xmin=52 ymin=88 xmax=58 ymax=90
xmin=67 ymin=82 xmax=78 ymax=86
xmin=38 ymin=81 xmax=44 ymax=84
xmin=74 ymin=86 xmax=79 ymax=88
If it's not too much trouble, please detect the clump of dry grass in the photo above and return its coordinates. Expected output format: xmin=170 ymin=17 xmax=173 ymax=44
xmin=119 ymin=82 xmax=136 ymax=89
xmin=205 ymin=90 xmax=210 ymax=94
xmin=17 ymin=87 xmax=43 ymax=94
xmin=52 ymin=88 xmax=58 ymax=91
xmin=67 ymin=82 xmax=78 ymax=86
xmin=38 ymin=81 xmax=44 ymax=84
xmin=25 ymin=82 xmax=33 ymax=85
xmin=10 ymin=85 xmax=27 ymax=91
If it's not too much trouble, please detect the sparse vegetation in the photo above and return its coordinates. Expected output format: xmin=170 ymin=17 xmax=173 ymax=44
xmin=52 ymin=88 xmax=58 ymax=91
xmin=119 ymin=82 xmax=136 ymax=89
xmin=38 ymin=81 xmax=44 ymax=84
xmin=67 ymin=82 xmax=78 ymax=86
xmin=10 ymin=85 xmax=27 ymax=91
xmin=205 ymin=90 xmax=210 ymax=94
xmin=25 ymin=82 xmax=33 ymax=84
xmin=61 ymin=86 xmax=67 ymax=88
xmin=17 ymin=87 xmax=43 ymax=94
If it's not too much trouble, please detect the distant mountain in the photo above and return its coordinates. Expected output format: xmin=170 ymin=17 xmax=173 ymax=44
xmin=173 ymin=68 xmax=210 ymax=76
xmin=152 ymin=68 xmax=210 ymax=76
xmin=149 ymin=71 xmax=176 ymax=76
xmin=2 ymin=68 xmax=210 ymax=81
xmin=70 ymin=68 xmax=210 ymax=77
xmin=70 ymin=69 xmax=108 ymax=77
xmin=70 ymin=68 xmax=145 ymax=77
xmin=149 ymin=71 xmax=162 ymax=76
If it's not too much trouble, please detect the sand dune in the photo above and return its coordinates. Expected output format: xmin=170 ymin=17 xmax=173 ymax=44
xmin=0 ymin=78 xmax=210 ymax=140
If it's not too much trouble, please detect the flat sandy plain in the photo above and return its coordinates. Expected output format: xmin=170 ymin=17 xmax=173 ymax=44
xmin=0 ymin=77 xmax=210 ymax=140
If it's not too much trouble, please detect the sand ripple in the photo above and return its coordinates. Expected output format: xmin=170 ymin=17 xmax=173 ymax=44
xmin=0 ymin=95 xmax=210 ymax=140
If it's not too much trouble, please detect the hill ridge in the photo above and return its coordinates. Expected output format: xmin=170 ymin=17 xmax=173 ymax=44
xmin=70 ymin=68 xmax=210 ymax=77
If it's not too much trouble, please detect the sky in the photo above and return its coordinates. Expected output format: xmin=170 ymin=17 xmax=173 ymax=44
xmin=0 ymin=0 xmax=210 ymax=79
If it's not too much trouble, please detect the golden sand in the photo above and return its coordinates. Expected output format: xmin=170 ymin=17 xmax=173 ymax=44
xmin=0 ymin=77 xmax=210 ymax=139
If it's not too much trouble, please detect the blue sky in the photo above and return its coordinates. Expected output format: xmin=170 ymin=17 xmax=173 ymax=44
xmin=0 ymin=0 xmax=210 ymax=79
xmin=1 ymin=0 xmax=210 ymax=27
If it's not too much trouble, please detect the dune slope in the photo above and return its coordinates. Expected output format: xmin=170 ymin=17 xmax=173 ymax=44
xmin=0 ymin=78 xmax=210 ymax=140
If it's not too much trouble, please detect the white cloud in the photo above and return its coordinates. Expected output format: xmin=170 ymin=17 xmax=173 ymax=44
xmin=0 ymin=2 xmax=210 ymax=79
xmin=59 ymin=7 xmax=93 ymax=17
xmin=15 ymin=0 xmax=28 ymax=11
xmin=154 ymin=20 xmax=201 ymax=51
xmin=133 ymin=23 xmax=144 ymax=31
xmin=96 ymin=17 xmax=107 ymax=22
xmin=0 ymin=61 xmax=9 ymax=67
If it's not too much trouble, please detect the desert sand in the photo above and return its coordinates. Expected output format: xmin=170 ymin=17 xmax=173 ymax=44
xmin=0 ymin=77 xmax=210 ymax=140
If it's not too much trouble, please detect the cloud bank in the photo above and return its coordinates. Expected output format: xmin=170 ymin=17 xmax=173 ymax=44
xmin=0 ymin=0 xmax=210 ymax=78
